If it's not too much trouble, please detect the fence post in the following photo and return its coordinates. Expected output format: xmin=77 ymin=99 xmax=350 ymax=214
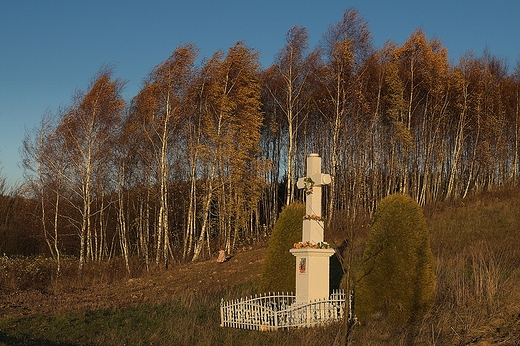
xmin=220 ymin=298 xmax=224 ymax=327
xmin=274 ymin=295 xmax=279 ymax=330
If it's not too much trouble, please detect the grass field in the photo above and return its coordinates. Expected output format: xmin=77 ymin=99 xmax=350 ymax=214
xmin=2 ymin=188 xmax=520 ymax=345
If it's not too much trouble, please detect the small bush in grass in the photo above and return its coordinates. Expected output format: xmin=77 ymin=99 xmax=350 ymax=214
xmin=259 ymin=202 xmax=305 ymax=293
xmin=354 ymin=194 xmax=435 ymax=326
xmin=0 ymin=255 xmax=56 ymax=291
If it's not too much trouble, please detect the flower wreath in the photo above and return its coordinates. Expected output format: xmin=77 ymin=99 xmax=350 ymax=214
xmin=303 ymin=214 xmax=323 ymax=221
xmin=303 ymin=177 xmax=314 ymax=195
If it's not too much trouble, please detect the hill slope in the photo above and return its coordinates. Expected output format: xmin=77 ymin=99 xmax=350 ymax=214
xmin=1 ymin=248 xmax=266 ymax=319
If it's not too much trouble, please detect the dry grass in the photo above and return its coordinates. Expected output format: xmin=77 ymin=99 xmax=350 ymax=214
xmin=0 ymin=247 xmax=343 ymax=345
xmin=2 ymin=188 xmax=520 ymax=345
xmin=327 ymin=187 xmax=520 ymax=345
xmin=413 ymin=187 xmax=520 ymax=345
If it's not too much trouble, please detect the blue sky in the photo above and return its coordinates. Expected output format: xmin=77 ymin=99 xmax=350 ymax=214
xmin=1 ymin=0 xmax=520 ymax=188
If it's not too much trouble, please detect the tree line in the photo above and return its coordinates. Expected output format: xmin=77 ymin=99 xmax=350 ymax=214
xmin=2 ymin=8 xmax=519 ymax=271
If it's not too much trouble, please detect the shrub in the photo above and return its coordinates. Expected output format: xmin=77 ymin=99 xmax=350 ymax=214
xmin=0 ymin=255 xmax=56 ymax=291
xmin=258 ymin=202 xmax=305 ymax=293
xmin=354 ymin=194 xmax=435 ymax=326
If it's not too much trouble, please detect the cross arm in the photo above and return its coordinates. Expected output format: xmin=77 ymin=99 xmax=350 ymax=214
xmin=297 ymin=173 xmax=331 ymax=189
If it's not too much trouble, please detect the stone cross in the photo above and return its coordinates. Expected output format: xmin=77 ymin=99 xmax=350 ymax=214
xmin=291 ymin=153 xmax=334 ymax=303
xmin=296 ymin=153 xmax=331 ymax=243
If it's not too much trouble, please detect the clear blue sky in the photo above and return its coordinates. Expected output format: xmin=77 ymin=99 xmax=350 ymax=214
xmin=1 ymin=0 xmax=519 ymax=188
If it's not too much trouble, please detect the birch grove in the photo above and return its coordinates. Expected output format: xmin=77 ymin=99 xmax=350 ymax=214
xmin=16 ymin=9 xmax=520 ymax=269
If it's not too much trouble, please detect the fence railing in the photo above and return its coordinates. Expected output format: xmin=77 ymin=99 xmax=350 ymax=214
xmin=220 ymin=289 xmax=346 ymax=330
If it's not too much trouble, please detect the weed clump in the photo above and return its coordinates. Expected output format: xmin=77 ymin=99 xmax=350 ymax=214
xmin=0 ymin=255 xmax=56 ymax=292
xmin=354 ymin=194 xmax=435 ymax=326
xmin=259 ymin=202 xmax=305 ymax=293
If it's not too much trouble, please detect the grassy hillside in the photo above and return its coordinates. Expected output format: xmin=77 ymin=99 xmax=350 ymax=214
xmin=1 ymin=188 xmax=520 ymax=345
xmin=353 ymin=188 xmax=520 ymax=344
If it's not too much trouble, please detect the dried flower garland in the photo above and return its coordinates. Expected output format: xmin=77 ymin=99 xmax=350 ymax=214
xmin=293 ymin=241 xmax=330 ymax=249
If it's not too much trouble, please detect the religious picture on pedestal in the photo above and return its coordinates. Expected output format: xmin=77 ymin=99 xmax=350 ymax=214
xmin=299 ymin=258 xmax=307 ymax=274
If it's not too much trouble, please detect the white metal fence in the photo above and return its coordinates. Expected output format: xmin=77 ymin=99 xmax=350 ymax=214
xmin=220 ymin=290 xmax=346 ymax=330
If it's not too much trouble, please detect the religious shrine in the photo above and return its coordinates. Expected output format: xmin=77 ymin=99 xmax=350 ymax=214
xmin=290 ymin=153 xmax=335 ymax=303
xmin=220 ymin=153 xmax=346 ymax=330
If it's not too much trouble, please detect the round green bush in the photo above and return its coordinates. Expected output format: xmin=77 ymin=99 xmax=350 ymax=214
xmin=354 ymin=194 xmax=435 ymax=325
xmin=259 ymin=202 xmax=305 ymax=293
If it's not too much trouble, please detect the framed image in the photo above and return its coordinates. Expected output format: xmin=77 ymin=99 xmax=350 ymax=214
xmin=299 ymin=257 xmax=307 ymax=274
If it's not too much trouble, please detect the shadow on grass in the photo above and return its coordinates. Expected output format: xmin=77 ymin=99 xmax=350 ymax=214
xmin=0 ymin=331 xmax=84 ymax=346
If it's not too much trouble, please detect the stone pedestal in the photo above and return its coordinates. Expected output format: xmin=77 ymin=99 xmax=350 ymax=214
xmin=290 ymin=248 xmax=335 ymax=303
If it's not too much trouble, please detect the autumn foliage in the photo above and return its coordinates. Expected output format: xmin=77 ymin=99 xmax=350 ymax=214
xmin=0 ymin=7 xmax=516 ymax=275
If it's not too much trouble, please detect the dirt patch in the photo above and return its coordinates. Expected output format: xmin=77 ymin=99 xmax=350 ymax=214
xmin=0 ymin=248 xmax=266 ymax=318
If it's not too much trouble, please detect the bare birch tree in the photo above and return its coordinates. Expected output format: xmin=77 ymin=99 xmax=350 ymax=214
xmin=22 ymin=113 xmax=67 ymax=272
